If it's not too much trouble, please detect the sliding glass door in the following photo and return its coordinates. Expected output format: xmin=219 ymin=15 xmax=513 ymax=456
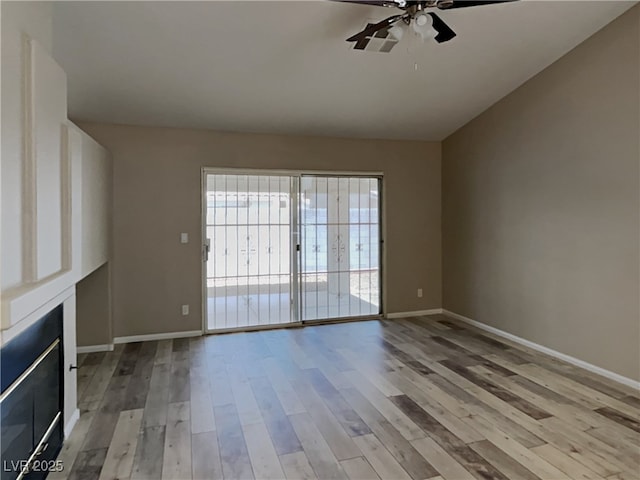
xmin=205 ymin=174 xmax=296 ymax=331
xmin=300 ymin=176 xmax=381 ymax=321
xmin=204 ymin=171 xmax=381 ymax=332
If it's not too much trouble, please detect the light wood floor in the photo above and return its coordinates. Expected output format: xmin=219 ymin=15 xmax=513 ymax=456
xmin=54 ymin=314 xmax=640 ymax=480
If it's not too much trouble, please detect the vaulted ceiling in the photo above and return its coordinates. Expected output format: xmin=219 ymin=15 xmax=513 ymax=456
xmin=53 ymin=1 xmax=635 ymax=140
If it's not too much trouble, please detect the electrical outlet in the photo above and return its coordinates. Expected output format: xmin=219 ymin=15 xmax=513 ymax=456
xmin=417 ymin=288 xmax=423 ymax=298
xmin=181 ymin=304 xmax=189 ymax=316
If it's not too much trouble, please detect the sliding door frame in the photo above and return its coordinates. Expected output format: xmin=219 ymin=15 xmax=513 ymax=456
xmin=201 ymin=167 xmax=386 ymax=334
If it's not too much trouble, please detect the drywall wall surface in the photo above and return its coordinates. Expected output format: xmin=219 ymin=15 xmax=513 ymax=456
xmin=443 ymin=6 xmax=640 ymax=381
xmin=76 ymin=263 xmax=111 ymax=347
xmin=79 ymin=123 xmax=442 ymax=337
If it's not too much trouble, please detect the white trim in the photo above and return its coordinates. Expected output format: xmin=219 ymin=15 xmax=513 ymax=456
xmin=1 ymin=283 xmax=75 ymax=345
xmin=76 ymin=344 xmax=114 ymax=354
xmin=202 ymin=167 xmax=384 ymax=177
xmin=201 ymin=169 xmax=386 ymax=334
xmin=442 ymin=309 xmax=640 ymax=390
xmin=64 ymin=408 xmax=80 ymax=438
xmin=386 ymin=309 xmax=443 ymax=319
xmin=113 ymin=330 xmax=202 ymax=344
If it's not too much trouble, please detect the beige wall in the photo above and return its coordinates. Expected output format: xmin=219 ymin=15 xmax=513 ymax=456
xmin=443 ymin=6 xmax=640 ymax=381
xmin=78 ymin=123 xmax=442 ymax=338
xmin=76 ymin=263 xmax=111 ymax=347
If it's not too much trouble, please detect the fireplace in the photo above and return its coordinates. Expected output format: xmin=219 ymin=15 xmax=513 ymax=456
xmin=1 ymin=305 xmax=64 ymax=480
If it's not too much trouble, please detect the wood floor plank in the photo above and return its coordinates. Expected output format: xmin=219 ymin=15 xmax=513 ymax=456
xmin=262 ymin=357 xmax=306 ymax=415
xmin=594 ymin=406 xmax=640 ymax=433
xmin=189 ymin=363 xmax=216 ymax=434
xmin=428 ymin=369 xmax=550 ymax=446
xmin=342 ymin=369 xmax=426 ymax=442
xmin=410 ymin=436 xmax=476 ymax=480
xmin=82 ymin=352 xmax=106 ymax=366
xmin=289 ymin=412 xmax=348 ymax=480
xmin=280 ymin=451 xmax=318 ymax=480
xmin=541 ymin=416 xmax=640 ymax=476
xmin=191 ymin=431 xmax=223 ymax=480
xmin=98 ymin=408 xmax=144 ymax=480
xmin=50 ymin=410 xmax=96 ymax=480
xmin=81 ymin=348 xmax=124 ymax=404
xmin=620 ymin=395 xmax=640 ymax=408
xmin=304 ymin=368 xmax=372 ymax=437
xmin=123 ymin=342 xmax=157 ymax=410
xmin=469 ymin=365 xmax=601 ymax=431
xmin=168 ymin=355 xmax=190 ymax=404
xmin=77 ymin=355 xmax=102 ymax=401
xmin=287 ymin=367 xmax=364 ymax=461
xmin=243 ymin=421 xmax=287 ymax=480
xmin=338 ymin=347 xmax=403 ymax=397
xmin=586 ymin=425 xmax=640 ymax=458
xmin=606 ymin=472 xmax=640 ymax=480
xmin=214 ymin=403 xmax=255 ymax=480
xmin=352 ymin=434 xmax=411 ymax=480
xmin=173 ymin=337 xmax=190 ymax=352
xmin=154 ymin=340 xmax=173 ymax=365
xmin=383 ymin=367 xmax=485 ymax=444
xmin=250 ymin=376 xmax=303 ymax=455
xmin=207 ymin=357 xmax=236 ymax=408
xmin=130 ymin=425 xmax=166 ymax=480
xmin=61 ymin=317 xmax=639 ymax=480
xmin=162 ymin=402 xmax=192 ymax=480
xmin=227 ymin=362 xmax=265 ymax=427
xmin=82 ymin=411 xmax=120 ymax=451
xmin=468 ymin=440 xmax=541 ymax=480
xmin=465 ymin=413 xmax=570 ymax=479
xmin=68 ymin=448 xmax=108 ymax=480
xmin=340 ymin=456 xmax=382 ymax=480
xmin=439 ymin=359 xmax=552 ymax=420
xmin=530 ymin=443 xmax=603 ymax=480
xmin=504 ymin=363 xmax=625 ymax=412
xmin=522 ymin=422 xmax=621 ymax=478
xmin=115 ymin=342 xmax=142 ymax=376
xmin=340 ymin=388 xmax=439 ymax=480
xmin=389 ymin=394 xmax=510 ymax=480
xmin=417 ymin=372 xmax=544 ymax=448
xmin=142 ymin=362 xmax=171 ymax=428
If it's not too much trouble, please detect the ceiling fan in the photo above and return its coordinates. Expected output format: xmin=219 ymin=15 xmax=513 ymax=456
xmin=338 ymin=0 xmax=516 ymax=51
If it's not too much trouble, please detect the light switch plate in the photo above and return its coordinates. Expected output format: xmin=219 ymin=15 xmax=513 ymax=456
xmin=181 ymin=233 xmax=189 ymax=244
xmin=181 ymin=305 xmax=189 ymax=316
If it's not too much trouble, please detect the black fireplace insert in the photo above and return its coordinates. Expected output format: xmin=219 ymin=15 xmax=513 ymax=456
xmin=1 ymin=305 xmax=64 ymax=480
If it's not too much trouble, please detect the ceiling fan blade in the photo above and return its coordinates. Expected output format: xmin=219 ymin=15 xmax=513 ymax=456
xmin=438 ymin=0 xmax=516 ymax=9
xmin=346 ymin=14 xmax=405 ymax=42
xmin=427 ymin=12 xmax=456 ymax=43
xmin=331 ymin=0 xmax=404 ymax=7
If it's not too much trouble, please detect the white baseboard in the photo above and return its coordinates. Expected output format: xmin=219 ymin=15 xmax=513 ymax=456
xmin=386 ymin=309 xmax=443 ymax=319
xmin=64 ymin=408 xmax=80 ymax=438
xmin=113 ymin=330 xmax=202 ymax=344
xmin=77 ymin=344 xmax=114 ymax=354
xmin=442 ymin=309 xmax=640 ymax=390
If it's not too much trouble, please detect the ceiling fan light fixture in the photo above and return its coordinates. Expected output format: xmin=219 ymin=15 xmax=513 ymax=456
xmin=412 ymin=13 xmax=435 ymax=41
xmin=415 ymin=12 xmax=429 ymax=26
xmin=388 ymin=23 xmax=405 ymax=40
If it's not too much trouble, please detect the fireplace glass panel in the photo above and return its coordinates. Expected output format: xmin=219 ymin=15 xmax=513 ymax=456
xmin=0 ymin=342 xmax=62 ymax=480
xmin=0 ymin=376 xmax=34 ymax=480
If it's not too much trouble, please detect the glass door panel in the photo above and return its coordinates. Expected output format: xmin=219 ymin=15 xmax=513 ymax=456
xmin=300 ymin=175 xmax=381 ymax=321
xmin=205 ymin=174 xmax=294 ymax=331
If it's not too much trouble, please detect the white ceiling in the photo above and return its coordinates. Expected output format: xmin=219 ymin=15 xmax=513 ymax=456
xmin=53 ymin=1 xmax=635 ymax=141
